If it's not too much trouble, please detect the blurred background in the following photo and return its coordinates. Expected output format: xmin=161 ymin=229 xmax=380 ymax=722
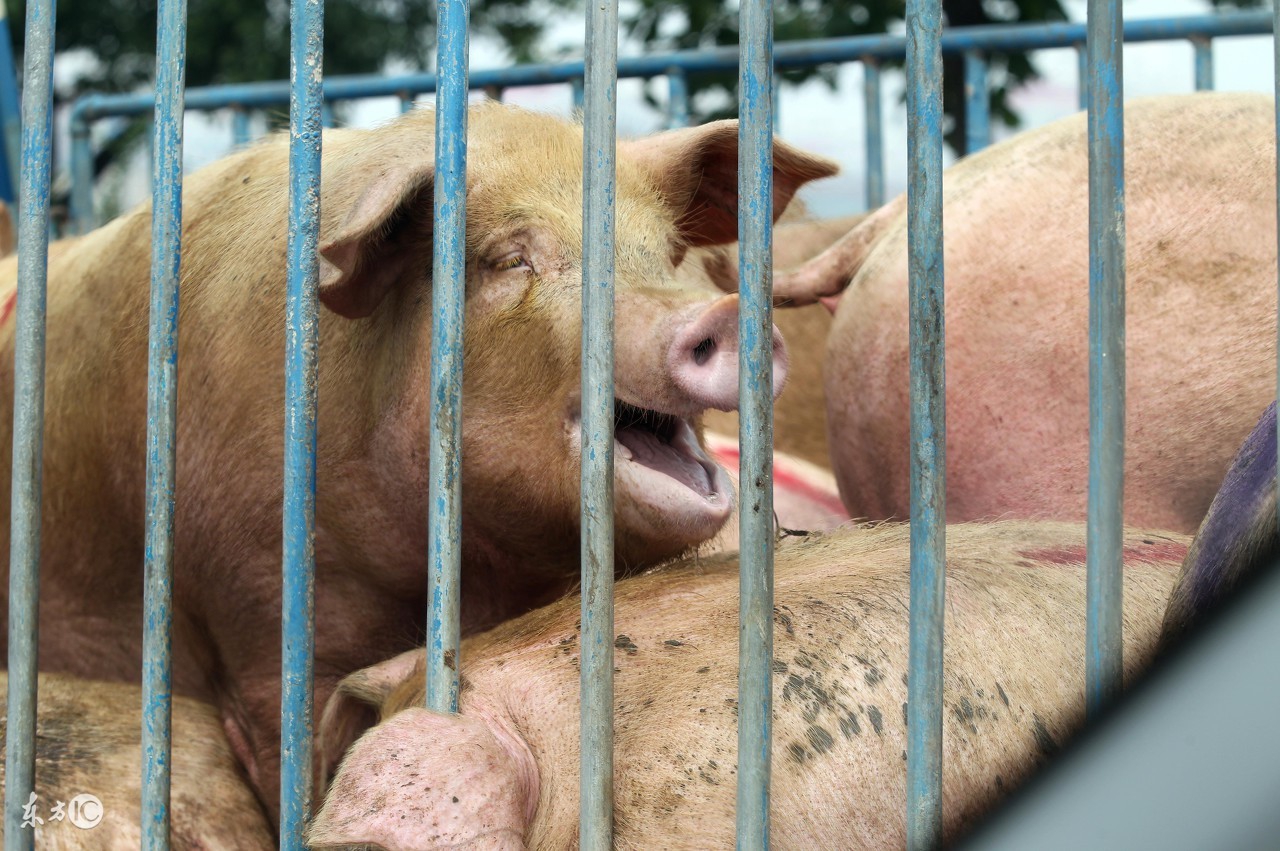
xmin=7 ymin=0 xmax=1274 ymax=222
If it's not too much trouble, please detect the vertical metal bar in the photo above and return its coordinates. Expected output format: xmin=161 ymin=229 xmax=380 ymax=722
xmin=863 ymin=58 xmax=884 ymax=210
xmin=144 ymin=119 xmax=155 ymax=193
xmin=399 ymin=92 xmax=414 ymax=114
xmin=579 ymin=0 xmax=618 ymax=844
xmin=482 ymin=84 xmax=503 ymax=102
xmin=1076 ymin=42 xmax=1088 ymax=111
xmin=964 ymin=50 xmax=989 ymax=154
xmin=571 ymin=77 xmax=585 ymax=113
xmin=425 ymin=0 xmax=469 ymax=716
xmin=232 ymin=106 xmax=250 ymax=146
xmin=1085 ymin=0 xmax=1125 ymax=721
xmin=279 ymin=0 xmax=323 ymax=846
xmin=904 ymin=0 xmax=946 ymax=848
xmin=771 ymin=74 xmax=780 ymax=133
xmin=736 ymin=0 xmax=773 ymax=847
xmin=141 ymin=0 xmax=186 ymax=845
xmin=69 ymin=115 xmax=93 ymax=235
xmin=0 ymin=1 xmax=22 ymax=204
xmin=321 ymin=100 xmax=334 ymax=128
xmin=1192 ymin=37 xmax=1213 ymax=91
xmin=666 ymin=67 xmax=689 ymax=129
xmin=3 ymin=0 xmax=55 ymax=844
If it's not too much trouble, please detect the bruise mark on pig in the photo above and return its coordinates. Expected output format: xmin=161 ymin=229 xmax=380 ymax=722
xmin=614 ymin=635 xmax=639 ymax=655
xmin=1031 ymin=714 xmax=1058 ymax=758
xmin=866 ymin=705 xmax=884 ymax=736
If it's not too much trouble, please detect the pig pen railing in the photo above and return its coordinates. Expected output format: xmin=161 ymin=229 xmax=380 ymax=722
xmin=2 ymin=6 xmax=1277 ymax=851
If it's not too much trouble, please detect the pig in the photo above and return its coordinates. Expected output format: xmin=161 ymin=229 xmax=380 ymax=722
xmin=0 ymin=103 xmax=837 ymax=817
xmin=1161 ymin=400 xmax=1279 ymax=647
xmin=0 ymin=672 xmax=273 ymax=849
xmin=310 ymin=520 xmax=1185 ymax=850
xmin=700 ymin=212 xmax=865 ymax=469
xmin=773 ymin=92 xmax=1277 ymax=534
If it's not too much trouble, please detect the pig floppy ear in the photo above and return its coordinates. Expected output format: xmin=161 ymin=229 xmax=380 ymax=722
xmin=318 ymin=162 xmax=436 ymax=319
xmin=316 ymin=650 xmax=423 ymax=796
xmin=620 ymin=120 xmax=839 ymax=247
xmin=309 ymin=707 xmax=538 ymax=851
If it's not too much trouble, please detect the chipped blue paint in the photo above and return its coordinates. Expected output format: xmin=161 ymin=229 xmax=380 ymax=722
xmin=65 ymin=13 xmax=1272 ymax=232
xmin=736 ymin=0 xmax=774 ymax=847
xmin=964 ymin=50 xmax=989 ymax=154
xmin=666 ymin=67 xmax=689 ymax=129
xmin=904 ymin=1 xmax=946 ymax=849
xmin=279 ymin=0 xmax=323 ymax=846
xmin=1085 ymin=0 xmax=1126 ymax=722
xmin=579 ymin=0 xmax=618 ymax=844
xmin=426 ymin=0 xmax=469 ymax=717
xmin=863 ymin=58 xmax=884 ymax=210
xmin=141 ymin=0 xmax=187 ymax=845
xmin=3 ymin=0 xmax=55 ymax=844
xmin=1192 ymin=37 xmax=1214 ymax=91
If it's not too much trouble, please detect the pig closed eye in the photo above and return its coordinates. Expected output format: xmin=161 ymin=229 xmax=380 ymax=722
xmin=493 ymin=253 xmax=533 ymax=273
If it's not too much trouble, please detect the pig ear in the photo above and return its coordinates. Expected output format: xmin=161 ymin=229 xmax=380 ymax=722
xmin=620 ymin=120 xmax=839 ymax=247
xmin=318 ymin=162 xmax=436 ymax=319
xmin=316 ymin=650 xmax=423 ymax=796
xmin=309 ymin=707 xmax=537 ymax=851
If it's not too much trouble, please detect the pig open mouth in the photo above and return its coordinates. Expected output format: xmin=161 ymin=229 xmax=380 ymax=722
xmin=566 ymin=398 xmax=734 ymax=537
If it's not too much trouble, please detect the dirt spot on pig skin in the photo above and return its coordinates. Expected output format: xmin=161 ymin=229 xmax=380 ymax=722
xmin=1031 ymin=714 xmax=1059 ymax=758
xmin=614 ymin=635 xmax=639 ymax=655
xmin=996 ymin=682 xmax=1010 ymax=707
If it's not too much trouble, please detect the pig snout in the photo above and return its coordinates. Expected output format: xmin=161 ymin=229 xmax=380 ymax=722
xmin=667 ymin=294 xmax=789 ymax=413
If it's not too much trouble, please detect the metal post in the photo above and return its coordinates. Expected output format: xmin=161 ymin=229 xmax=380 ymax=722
xmin=426 ymin=0 xmax=469 ymax=716
xmin=141 ymin=0 xmax=187 ymax=845
xmin=579 ymin=0 xmax=618 ymax=844
xmin=904 ymin=0 xmax=946 ymax=848
xmin=1085 ymin=0 xmax=1125 ymax=721
xmin=69 ymin=115 xmax=94 ymax=235
xmin=666 ymin=67 xmax=689 ymax=129
xmin=1192 ymin=37 xmax=1213 ymax=91
xmin=863 ymin=58 xmax=884 ymax=210
xmin=736 ymin=0 xmax=774 ymax=847
xmin=571 ymin=77 xmax=585 ymax=113
xmin=3 ymin=0 xmax=55 ymax=844
xmin=279 ymin=0 xmax=323 ymax=846
xmin=321 ymin=100 xmax=334 ymax=128
xmin=399 ymin=92 xmax=415 ymax=114
xmin=964 ymin=50 xmax=989 ymax=154
xmin=232 ymin=105 xmax=250 ymax=146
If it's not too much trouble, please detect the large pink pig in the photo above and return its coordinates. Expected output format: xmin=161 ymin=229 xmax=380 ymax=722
xmin=310 ymin=521 xmax=1184 ymax=849
xmin=777 ymin=92 xmax=1276 ymax=532
xmin=0 ymin=104 xmax=836 ymax=817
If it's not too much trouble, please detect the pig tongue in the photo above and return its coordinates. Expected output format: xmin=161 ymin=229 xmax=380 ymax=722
xmin=615 ymin=418 xmax=715 ymax=497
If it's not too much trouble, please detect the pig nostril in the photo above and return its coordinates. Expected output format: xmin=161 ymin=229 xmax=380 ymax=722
xmin=692 ymin=337 xmax=716 ymax=366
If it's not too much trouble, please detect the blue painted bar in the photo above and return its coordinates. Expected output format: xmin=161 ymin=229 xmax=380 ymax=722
xmin=964 ymin=50 xmax=990 ymax=154
xmin=736 ymin=0 xmax=774 ymax=845
xmin=578 ymin=0 xmax=618 ymax=843
xmin=571 ymin=77 xmax=584 ymax=113
xmin=3 ymin=0 xmax=55 ymax=844
xmin=904 ymin=0 xmax=946 ymax=848
xmin=69 ymin=117 xmax=93 ymax=234
xmin=425 ymin=0 xmax=469 ymax=716
xmin=863 ymin=58 xmax=884 ymax=210
xmin=1192 ymin=37 xmax=1213 ymax=91
xmin=1085 ymin=0 xmax=1126 ymax=721
xmin=321 ymin=100 xmax=334 ymax=128
xmin=398 ymin=92 xmax=414 ymax=113
xmin=231 ymin=106 xmax=250 ymax=146
xmin=141 ymin=0 xmax=187 ymax=844
xmin=771 ymin=74 xmax=780 ymax=133
xmin=279 ymin=0 xmax=323 ymax=846
xmin=0 ymin=2 xmax=22 ymax=203
xmin=666 ymin=67 xmax=689 ymax=129
xmin=1077 ymin=42 xmax=1088 ymax=111
xmin=67 ymin=13 xmax=1272 ymax=122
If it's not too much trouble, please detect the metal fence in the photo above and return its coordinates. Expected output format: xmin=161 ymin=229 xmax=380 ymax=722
xmin=1 ymin=3 xmax=1276 ymax=851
